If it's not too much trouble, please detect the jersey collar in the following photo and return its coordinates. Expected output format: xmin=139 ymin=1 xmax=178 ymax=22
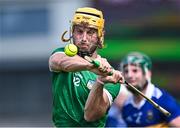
xmin=125 ymin=82 xmax=155 ymax=109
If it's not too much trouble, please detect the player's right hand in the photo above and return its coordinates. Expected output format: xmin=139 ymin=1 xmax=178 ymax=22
xmin=93 ymin=55 xmax=113 ymax=76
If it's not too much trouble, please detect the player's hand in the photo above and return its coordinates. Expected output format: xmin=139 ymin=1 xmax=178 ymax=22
xmin=93 ymin=55 xmax=113 ymax=76
xmin=97 ymin=70 xmax=125 ymax=84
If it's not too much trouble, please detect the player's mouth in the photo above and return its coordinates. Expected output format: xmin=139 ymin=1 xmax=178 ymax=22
xmin=79 ymin=45 xmax=89 ymax=49
xmin=127 ymin=79 xmax=136 ymax=85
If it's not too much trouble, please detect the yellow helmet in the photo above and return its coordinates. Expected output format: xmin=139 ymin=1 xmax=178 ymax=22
xmin=72 ymin=7 xmax=105 ymax=48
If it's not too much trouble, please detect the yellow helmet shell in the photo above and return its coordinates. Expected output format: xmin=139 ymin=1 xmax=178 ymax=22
xmin=72 ymin=7 xmax=105 ymax=47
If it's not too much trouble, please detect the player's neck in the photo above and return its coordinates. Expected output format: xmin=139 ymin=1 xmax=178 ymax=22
xmin=134 ymin=86 xmax=148 ymax=104
xmin=91 ymin=51 xmax=98 ymax=59
xmin=134 ymin=95 xmax=143 ymax=104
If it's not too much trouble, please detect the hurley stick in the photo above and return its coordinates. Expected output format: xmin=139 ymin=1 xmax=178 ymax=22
xmin=84 ymin=55 xmax=171 ymax=117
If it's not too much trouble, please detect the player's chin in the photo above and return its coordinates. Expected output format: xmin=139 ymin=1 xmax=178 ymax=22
xmin=79 ymin=47 xmax=90 ymax=52
xmin=129 ymin=82 xmax=138 ymax=87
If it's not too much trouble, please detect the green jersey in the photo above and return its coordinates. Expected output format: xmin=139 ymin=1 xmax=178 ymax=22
xmin=50 ymin=47 xmax=121 ymax=127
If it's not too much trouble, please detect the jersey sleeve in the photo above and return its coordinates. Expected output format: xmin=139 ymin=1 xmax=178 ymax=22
xmin=159 ymin=90 xmax=180 ymax=122
xmin=51 ymin=47 xmax=65 ymax=55
xmin=49 ymin=47 xmax=65 ymax=72
xmin=104 ymin=83 xmax=121 ymax=101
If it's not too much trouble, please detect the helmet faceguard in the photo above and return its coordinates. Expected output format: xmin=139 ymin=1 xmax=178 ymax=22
xmin=72 ymin=7 xmax=105 ymax=48
xmin=120 ymin=52 xmax=152 ymax=82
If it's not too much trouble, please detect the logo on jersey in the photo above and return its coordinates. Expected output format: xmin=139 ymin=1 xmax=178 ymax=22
xmin=73 ymin=72 xmax=83 ymax=86
xmin=126 ymin=112 xmax=142 ymax=124
xmin=87 ymin=80 xmax=95 ymax=90
xmin=146 ymin=109 xmax=154 ymax=122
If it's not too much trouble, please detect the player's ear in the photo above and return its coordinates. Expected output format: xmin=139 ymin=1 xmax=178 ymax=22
xmin=102 ymin=29 xmax=105 ymax=35
xmin=145 ymin=70 xmax=152 ymax=83
xmin=97 ymin=30 xmax=105 ymax=49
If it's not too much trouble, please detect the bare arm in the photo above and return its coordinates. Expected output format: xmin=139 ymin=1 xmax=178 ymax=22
xmin=84 ymin=80 xmax=110 ymax=122
xmin=49 ymin=52 xmax=94 ymax=72
xmin=84 ymin=70 xmax=124 ymax=122
xmin=169 ymin=116 xmax=180 ymax=127
xmin=49 ymin=52 xmax=115 ymax=76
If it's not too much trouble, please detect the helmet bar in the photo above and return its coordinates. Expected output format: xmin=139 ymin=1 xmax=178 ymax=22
xmin=75 ymin=11 xmax=101 ymax=18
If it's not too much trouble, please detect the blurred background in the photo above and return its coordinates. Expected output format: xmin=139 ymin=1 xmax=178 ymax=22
xmin=0 ymin=0 xmax=180 ymax=126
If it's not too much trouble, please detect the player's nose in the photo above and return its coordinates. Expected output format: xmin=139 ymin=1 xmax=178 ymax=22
xmin=127 ymin=70 xmax=133 ymax=78
xmin=82 ymin=32 xmax=88 ymax=42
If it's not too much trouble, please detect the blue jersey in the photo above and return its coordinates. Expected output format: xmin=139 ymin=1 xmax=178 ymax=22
xmin=122 ymin=83 xmax=180 ymax=127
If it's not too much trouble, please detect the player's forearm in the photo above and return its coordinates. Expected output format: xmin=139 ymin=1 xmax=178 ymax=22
xmin=60 ymin=55 xmax=93 ymax=72
xmin=84 ymin=81 xmax=109 ymax=122
xmin=49 ymin=53 xmax=93 ymax=72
